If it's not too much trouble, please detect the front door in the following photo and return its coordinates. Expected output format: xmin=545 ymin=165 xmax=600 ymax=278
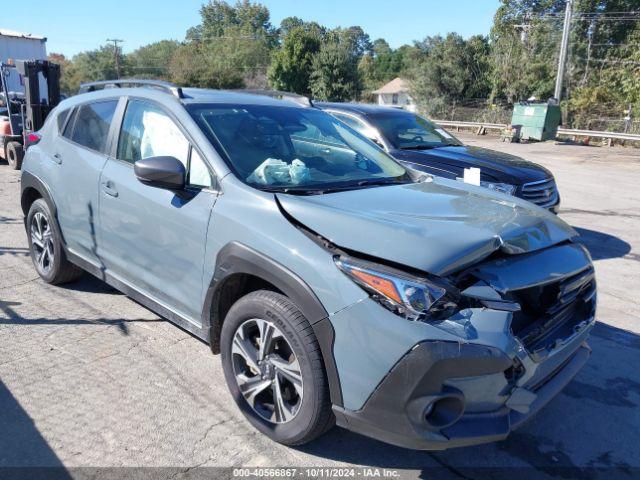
xmin=97 ymin=98 xmax=217 ymax=324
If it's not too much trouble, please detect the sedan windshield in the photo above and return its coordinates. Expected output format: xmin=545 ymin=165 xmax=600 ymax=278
xmin=187 ymin=104 xmax=410 ymax=192
xmin=371 ymin=112 xmax=463 ymax=150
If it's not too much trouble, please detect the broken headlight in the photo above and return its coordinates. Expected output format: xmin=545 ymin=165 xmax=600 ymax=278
xmin=335 ymin=256 xmax=460 ymax=321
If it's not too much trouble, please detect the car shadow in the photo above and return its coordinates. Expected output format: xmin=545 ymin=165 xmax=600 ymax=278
xmin=0 ymin=380 xmax=72 ymax=477
xmin=296 ymin=322 xmax=640 ymax=477
xmin=56 ymin=272 xmax=119 ymax=295
xmin=573 ymin=227 xmax=632 ymax=261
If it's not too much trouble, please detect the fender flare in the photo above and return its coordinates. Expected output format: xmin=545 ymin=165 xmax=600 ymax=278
xmin=21 ymin=171 xmax=58 ymax=218
xmin=203 ymin=241 xmax=343 ymax=406
xmin=20 ymin=171 xmax=68 ymax=247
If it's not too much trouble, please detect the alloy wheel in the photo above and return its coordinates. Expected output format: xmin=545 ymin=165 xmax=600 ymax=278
xmin=30 ymin=211 xmax=54 ymax=274
xmin=231 ymin=318 xmax=303 ymax=424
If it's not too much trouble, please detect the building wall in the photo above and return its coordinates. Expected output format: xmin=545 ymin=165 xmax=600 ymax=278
xmin=0 ymin=36 xmax=47 ymax=92
xmin=376 ymin=92 xmax=416 ymax=112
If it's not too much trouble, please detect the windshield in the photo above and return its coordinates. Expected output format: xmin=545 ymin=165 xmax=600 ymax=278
xmin=187 ymin=104 xmax=410 ymax=192
xmin=371 ymin=112 xmax=463 ymax=150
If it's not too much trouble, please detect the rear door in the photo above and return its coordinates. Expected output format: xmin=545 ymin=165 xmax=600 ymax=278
xmin=97 ymin=98 xmax=217 ymax=324
xmin=54 ymin=99 xmax=119 ymax=265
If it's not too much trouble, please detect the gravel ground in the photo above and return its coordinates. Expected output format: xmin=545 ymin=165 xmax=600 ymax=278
xmin=1 ymin=135 xmax=639 ymax=479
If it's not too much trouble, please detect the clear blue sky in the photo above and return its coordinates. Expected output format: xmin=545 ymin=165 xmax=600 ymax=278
xmin=4 ymin=0 xmax=501 ymax=57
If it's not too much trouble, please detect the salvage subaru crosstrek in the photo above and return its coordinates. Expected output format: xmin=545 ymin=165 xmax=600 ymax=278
xmin=20 ymin=80 xmax=596 ymax=449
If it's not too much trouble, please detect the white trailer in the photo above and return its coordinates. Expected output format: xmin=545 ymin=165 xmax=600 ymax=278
xmin=0 ymin=29 xmax=47 ymax=92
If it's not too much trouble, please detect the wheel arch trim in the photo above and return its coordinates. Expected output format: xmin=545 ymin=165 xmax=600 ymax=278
xmin=203 ymin=241 xmax=343 ymax=406
xmin=21 ymin=171 xmax=58 ymax=218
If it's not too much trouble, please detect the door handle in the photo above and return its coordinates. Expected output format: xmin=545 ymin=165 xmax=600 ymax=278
xmin=101 ymin=181 xmax=118 ymax=197
xmin=52 ymin=153 xmax=62 ymax=164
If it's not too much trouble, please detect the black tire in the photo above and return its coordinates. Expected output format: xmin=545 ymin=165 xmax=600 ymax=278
xmin=220 ymin=290 xmax=334 ymax=445
xmin=26 ymin=198 xmax=83 ymax=285
xmin=6 ymin=141 xmax=24 ymax=170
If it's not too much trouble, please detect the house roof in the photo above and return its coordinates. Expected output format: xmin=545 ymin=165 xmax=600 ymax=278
xmin=0 ymin=29 xmax=46 ymax=41
xmin=372 ymin=77 xmax=410 ymax=95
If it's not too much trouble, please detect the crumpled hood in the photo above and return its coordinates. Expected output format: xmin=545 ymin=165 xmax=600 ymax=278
xmin=277 ymin=177 xmax=577 ymax=276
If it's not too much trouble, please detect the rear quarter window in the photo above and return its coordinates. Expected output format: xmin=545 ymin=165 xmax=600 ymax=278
xmin=68 ymin=100 xmax=118 ymax=153
xmin=57 ymin=108 xmax=71 ymax=133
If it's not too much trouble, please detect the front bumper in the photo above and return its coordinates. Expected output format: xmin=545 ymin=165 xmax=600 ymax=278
xmin=333 ymin=338 xmax=591 ymax=450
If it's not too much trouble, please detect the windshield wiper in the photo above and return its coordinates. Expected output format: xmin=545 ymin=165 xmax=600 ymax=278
xmin=356 ymin=178 xmax=408 ymax=187
xmin=399 ymin=145 xmax=437 ymax=151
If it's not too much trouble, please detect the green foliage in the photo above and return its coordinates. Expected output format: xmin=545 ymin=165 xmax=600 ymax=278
xmin=358 ymin=38 xmax=411 ymax=97
xmin=268 ymin=26 xmax=322 ymax=95
xmin=127 ymin=40 xmax=180 ymax=80
xmin=310 ymin=41 xmax=361 ymax=101
xmin=410 ymin=34 xmax=491 ymax=116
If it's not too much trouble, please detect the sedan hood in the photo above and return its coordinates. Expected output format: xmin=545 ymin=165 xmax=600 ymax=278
xmin=277 ymin=178 xmax=576 ymax=276
xmin=391 ymin=145 xmax=553 ymax=184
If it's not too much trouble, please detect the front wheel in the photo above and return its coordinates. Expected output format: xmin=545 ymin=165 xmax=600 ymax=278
xmin=220 ymin=290 xmax=334 ymax=445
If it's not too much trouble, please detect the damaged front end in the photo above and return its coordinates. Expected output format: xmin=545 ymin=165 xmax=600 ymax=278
xmin=276 ymin=179 xmax=597 ymax=449
xmin=332 ymin=242 xmax=596 ymax=450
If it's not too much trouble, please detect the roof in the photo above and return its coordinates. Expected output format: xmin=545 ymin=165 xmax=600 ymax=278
xmin=315 ymin=102 xmax=409 ymax=116
xmin=71 ymin=85 xmax=311 ymax=109
xmin=0 ymin=29 xmax=46 ymax=41
xmin=372 ymin=77 xmax=410 ymax=95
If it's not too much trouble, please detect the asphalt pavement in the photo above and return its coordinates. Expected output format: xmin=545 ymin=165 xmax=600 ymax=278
xmin=1 ymin=134 xmax=639 ymax=479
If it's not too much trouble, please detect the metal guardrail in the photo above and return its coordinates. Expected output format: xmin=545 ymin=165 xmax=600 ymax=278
xmin=434 ymin=120 xmax=505 ymax=130
xmin=556 ymin=128 xmax=640 ymax=142
xmin=433 ymin=119 xmax=640 ymax=143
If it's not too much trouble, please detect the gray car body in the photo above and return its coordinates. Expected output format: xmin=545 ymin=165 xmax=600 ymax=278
xmin=21 ymin=87 xmax=596 ymax=449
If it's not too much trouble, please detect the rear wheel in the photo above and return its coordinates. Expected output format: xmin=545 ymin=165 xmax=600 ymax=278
xmin=220 ymin=290 xmax=334 ymax=445
xmin=27 ymin=199 xmax=83 ymax=284
xmin=6 ymin=141 xmax=24 ymax=170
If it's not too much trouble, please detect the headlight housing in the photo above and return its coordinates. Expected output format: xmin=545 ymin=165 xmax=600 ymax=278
xmin=335 ymin=256 xmax=460 ymax=321
xmin=480 ymin=181 xmax=516 ymax=196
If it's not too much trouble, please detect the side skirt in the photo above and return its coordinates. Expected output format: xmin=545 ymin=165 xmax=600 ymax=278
xmin=66 ymin=250 xmax=209 ymax=343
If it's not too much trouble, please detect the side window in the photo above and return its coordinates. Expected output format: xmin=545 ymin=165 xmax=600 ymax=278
xmin=332 ymin=112 xmax=369 ymax=137
xmin=57 ymin=108 xmax=71 ymax=134
xmin=117 ymin=100 xmax=189 ymax=166
xmin=188 ymin=148 xmax=213 ymax=188
xmin=70 ymin=101 xmax=118 ymax=153
xmin=292 ymin=120 xmax=343 ymax=147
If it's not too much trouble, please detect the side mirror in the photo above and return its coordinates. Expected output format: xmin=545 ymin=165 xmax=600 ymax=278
xmin=134 ymin=156 xmax=186 ymax=190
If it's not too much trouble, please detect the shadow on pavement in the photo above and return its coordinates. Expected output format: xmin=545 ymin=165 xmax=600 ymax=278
xmin=573 ymin=227 xmax=632 ymax=261
xmin=297 ymin=322 xmax=640 ymax=478
xmin=0 ymin=298 xmax=163 ymax=336
xmin=0 ymin=380 xmax=71 ymax=478
xmin=56 ymin=273 xmax=119 ymax=295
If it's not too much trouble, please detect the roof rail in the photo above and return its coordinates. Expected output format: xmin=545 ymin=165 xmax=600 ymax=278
xmin=233 ymin=89 xmax=313 ymax=108
xmin=78 ymin=79 xmax=184 ymax=99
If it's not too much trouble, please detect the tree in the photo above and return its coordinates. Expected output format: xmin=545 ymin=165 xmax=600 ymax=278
xmin=310 ymin=41 xmax=361 ymax=101
xmin=128 ymin=40 xmax=180 ymax=80
xmin=179 ymin=0 xmax=275 ymax=88
xmin=410 ymin=34 xmax=491 ymax=116
xmin=55 ymin=45 xmax=129 ymax=94
xmin=47 ymin=53 xmax=74 ymax=94
xmin=268 ymin=26 xmax=322 ymax=95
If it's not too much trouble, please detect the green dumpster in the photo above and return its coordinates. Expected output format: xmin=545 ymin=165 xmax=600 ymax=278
xmin=510 ymin=102 xmax=561 ymax=141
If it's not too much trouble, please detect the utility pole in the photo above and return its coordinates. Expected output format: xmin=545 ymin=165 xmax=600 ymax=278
xmin=106 ymin=39 xmax=124 ymax=79
xmin=554 ymin=0 xmax=573 ymax=101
